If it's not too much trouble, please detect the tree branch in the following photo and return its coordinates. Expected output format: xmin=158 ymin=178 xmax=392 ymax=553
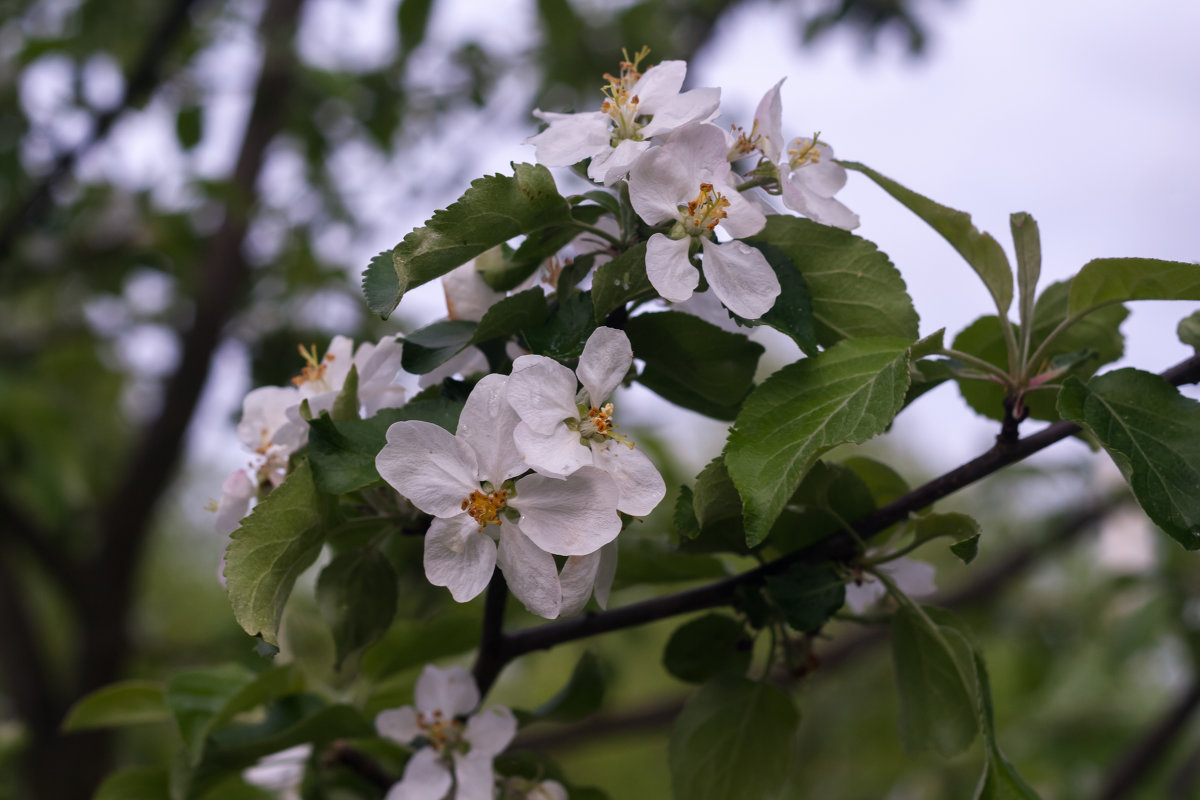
xmin=1097 ymin=678 xmax=1200 ymax=800
xmin=473 ymin=572 xmax=510 ymax=695
xmin=497 ymin=354 xmax=1200 ymax=666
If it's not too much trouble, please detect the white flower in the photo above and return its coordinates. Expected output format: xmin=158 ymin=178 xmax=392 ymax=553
xmin=737 ymin=80 xmax=859 ymax=231
xmin=502 ymin=777 xmax=570 ymax=800
xmin=375 ymin=373 xmax=621 ymax=618
xmin=525 ymin=49 xmax=719 ymax=185
xmin=243 ymin=744 xmax=310 ymax=800
xmin=376 ymin=665 xmax=516 ymax=800
xmin=628 ymin=123 xmax=780 ymax=319
xmin=506 ymin=327 xmax=665 ymax=518
xmin=845 ymin=558 xmax=936 ymax=614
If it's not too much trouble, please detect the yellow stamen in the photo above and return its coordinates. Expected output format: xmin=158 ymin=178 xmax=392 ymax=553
xmin=788 ymin=132 xmax=823 ymax=169
xmin=683 ymin=183 xmax=730 ymax=232
xmin=291 ymin=343 xmax=334 ymax=388
xmin=461 ymin=488 xmax=509 ymax=530
xmin=416 ymin=709 xmax=465 ymax=752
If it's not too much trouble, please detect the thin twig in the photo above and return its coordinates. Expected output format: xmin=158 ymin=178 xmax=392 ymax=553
xmin=473 ymin=572 xmax=510 ymax=696
xmin=1097 ymin=679 xmax=1200 ymax=800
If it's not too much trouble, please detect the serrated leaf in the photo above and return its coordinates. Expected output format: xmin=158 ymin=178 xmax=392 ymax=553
xmin=1010 ymin=212 xmax=1041 ymax=334
xmin=890 ymin=604 xmax=979 ymax=757
xmin=674 ymin=484 xmax=701 ymax=540
xmin=591 ymin=242 xmax=653 ymax=322
xmin=765 ymin=563 xmax=845 ymax=633
xmin=733 ymin=242 xmax=819 ymax=356
xmin=663 ymin=614 xmax=751 ymax=684
xmin=62 ymin=680 xmax=169 ymax=731
xmin=843 ymin=161 xmax=1013 ymax=315
xmin=380 ymin=163 xmax=571 ymax=314
xmin=1068 ymin=257 xmax=1200 ymax=316
xmin=522 ymin=290 xmax=597 ymax=359
xmin=911 ymin=328 xmax=946 ymax=359
xmin=317 ymin=548 xmax=398 ymax=669
xmin=769 ymin=461 xmax=876 ymax=555
xmin=668 ymin=677 xmax=799 ymax=800
xmin=362 ymin=250 xmax=401 ymax=318
xmin=400 ymin=320 xmax=478 ymax=375
xmin=840 ymin=456 xmax=910 ymax=507
xmin=308 ymin=399 xmax=464 ymax=494
xmin=470 ymin=287 xmax=547 ymax=344
xmin=950 ymin=534 xmax=982 ymax=565
xmin=625 ymin=311 xmax=765 ymax=421
xmin=164 ymin=664 xmax=257 ymax=763
xmin=726 ymin=338 xmax=912 ymax=547
xmin=224 ymin=460 xmax=333 ymax=646
xmin=1059 ymin=369 xmax=1200 ymax=549
xmin=532 ymin=651 xmax=605 ymax=722
xmin=748 ymin=215 xmax=919 ymax=346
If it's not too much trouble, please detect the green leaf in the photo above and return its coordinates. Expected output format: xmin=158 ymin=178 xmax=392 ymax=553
xmin=769 ymin=461 xmax=876 ymax=555
xmin=668 ymin=677 xmax=799 ymax=800
xmin=398 ymin=0 xmax=434 ymax=54
xmin=522 ymin=290 xmax=597 ymax=359
xmin=726 ymin=337 xmax=912 ymax=546
xmin=748 ymin=215 xmax=919 ymax=346
xmin=400 ymin=320 xmax=478 ymax=375
xmin=317 ymin=548 xmax=398 ymax=669
xmin=840 ymin=456 xmax=910 ymax=507
xmin=165 ymin=664 xmax=258 ymax=763
xmin=1059 ymin=369 xmax=1200 ymax=549
xmin=95 ymin=767 xmax=170 ymax=800
xmin=531 ymin=651 xmax=605 ymax=722
xmin=765 ymin=563 xmax=846 ymax=633
xmin=470 ymin=287 xmax=547 ymax=345
xmin=176 ymin=105 xmax=203 ymax=150
xmin=950 ymin=534 xmax=982 ymax=565
xmin=362 ymin=250 xmax=400 ymax=319
xmin=673 ymin=484 xmax=701 ymax=540
xmin=611 ymin=541 xmax=728 ymax=589
xmin=591 ymin=242 xmax=653 ymax=322
xmin=913 ymin=511 xmax=982 ymax=548
xmin=361 ymin=611 xmax=481 ymax=681
xmin=377 ymin=163 xmax=572 ymax=315
xmin=330 ymin=364 xmax=358 ymax=421
xmin=911 ymin=328 xmax=946 ymax=359
xmin=843 ymin=161 xmax=1013 ymax=315
xmin=224 ymin=460 xmax=333 ymax=646
xmin=62 ymin=680 xmax=169 ymax=731
xmin=663 ymin=614 xmax=752 ymax=684
xmin=890 ymin=603 xmax=979 ymax=757
xmin=733 ymin=242 xmax=819 ymax=356
xmin=1068 ymin=257 xmax=1200 ymax=316
xmin=1010 ymin=212 xmax=1041 ymax=334
xmin=971 ymin=649 xmax=1042 ymax=799
xmin=625 ymin=311 xmax=765 ymax=421
xmin=308 ymin=399 xmax=464 ymax=494
xmin=1178 ymin=310 xmax=1200 ymax=350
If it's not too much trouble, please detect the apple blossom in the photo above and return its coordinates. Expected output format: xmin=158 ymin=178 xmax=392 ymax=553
xmin=628 ymin=122 xmax=780 ymax=319
xmin=376 ymin=664 xmax=516 ymax=800
xmin=375 ymin=373 xmax=622 ymax=618
xmin=506 ymin=326 xmax=665 ymax=517
xmin=525 ymin=47 xmax=719 ymax=185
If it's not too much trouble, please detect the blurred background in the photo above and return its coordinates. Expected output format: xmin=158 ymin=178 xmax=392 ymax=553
xmin=3 ymin=0 xmax=1200 ymax=797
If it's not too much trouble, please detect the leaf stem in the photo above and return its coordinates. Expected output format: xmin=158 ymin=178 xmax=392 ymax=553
xmin=940 ymin=348 xmax=1013 ymax=384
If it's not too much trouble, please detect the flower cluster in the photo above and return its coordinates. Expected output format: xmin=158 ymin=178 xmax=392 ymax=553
xmin=216 ymin=334 xmax=411 ymax=534
xmin=526 ymin=51 xmax=857 ymax=321
xmin=377 ymin=326 xmax=664 ymax=619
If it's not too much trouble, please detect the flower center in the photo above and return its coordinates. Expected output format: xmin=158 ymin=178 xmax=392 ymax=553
xmin=291 ymin=343 xmax=335 ymax=390
xmin=461 ymin=488 xmax=509 ymax=530
xmin=727 ymin=121 xmax=762 ymax=159
xmin=788 ymin=133 xmax=823 ymax=170
xmin=600 ymin=45 xmax=652 ymax=143
xmin=681 ymin=183 xmax=730 ymax=234
xmin=575 ymin=402 xmax=635 ymax=450
xmin=416 ymin=709 xmax=465 ymax=753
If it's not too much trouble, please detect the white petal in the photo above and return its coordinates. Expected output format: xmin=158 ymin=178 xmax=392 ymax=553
xmin=790 ymin=142 xmax=847 ymax=195
xmin=514 ymin=421 xmax=592 ymax=479
xmin=628 ymin=147 xmax=695 ymax=226
xmin=375 ymin=706 xmax=421 ymax=744
xmin=577 ymin=327 xmax=632 ymax=406
xmin=215 ymin=469 xmax=254 ymax=535
xmin=452 ymin=751 xmax=496 ymax=800
xmin=589 ymin=138 xmax=649 ymax=186
xmin=497 ymin=526 xmax=562 ymax=619
xmin=718 ymin=182 xmax=768 ymax=239
xmin=630 ymin=60 xmax=686 ymax=109
xmin=529 ymin=780 xmax=570 ymax=800
xmin=376 ymin=421 xmax=478 ymax=517
xmin=507 ymin=355 xmax=580 ymax=435
xmin=558 ymin=550 xmax=602 ymax=618
xmin=645 ymin=234 xmax=699 ymax=304
xmin=781 ymin=175 xmax=860 ymax=230
xmin=457 ymin=373 xmax=526 ymax=484
xmin=659 ymin=122 xmax=731 ymax=184
xmin=590 ymin=439 xmax=666 ymax=517
xmin=844 ymin=577 xmax=885 ymax=615
xmin=512 ymin=468 xmax=621 ymax=556
xmin=424 ymin=516 xmax=497 ymax=603
xmin=525 ymin=110 xmax=611 ymax=166
xmin=442 ymin=261 xmax=506 ymax=322
xmin=640 ymin=87 xmax=721 ymax=138
xmin=418 ymin=346 xmax=489 ymax=388
xmin=752 ymin=79 xmax=785 ymax=163
xmin=236 ymin=385 xmax=299 ymax=449
xmin=885 ymin=558 xmax=937 ymax=598
xmin=464 ymin=705 xmax=517 ymax=756
xmin=700 ymin=238 xmax=781 ymax=320
xmin=387 ymin=747 xmax=452 ymax=800
xmin=593 ymin=540 xmax=619 ymax=610
xmin=415 ymin=664 xmax=480 ymax=718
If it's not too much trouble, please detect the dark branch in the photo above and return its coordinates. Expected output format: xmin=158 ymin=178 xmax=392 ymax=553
xmin=1097 ymin=678 xmax=1200 ymax=800
xmin=473 ymin=572 xmax=510 ymax=696
xmin=498 ymin=354 xmax=1200 ymax=665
